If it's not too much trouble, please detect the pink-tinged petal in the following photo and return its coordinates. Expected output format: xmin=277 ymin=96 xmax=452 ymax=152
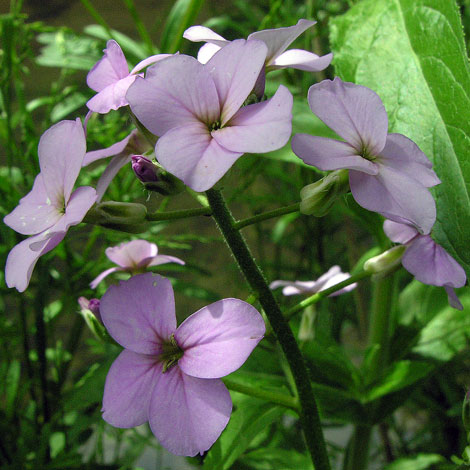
xmin=444 ymin=286 xmax=463 ymax=310
xmin=248 ymin=19 xmax=316 ymax=64
xmin=212 ymin=85 xmax=292 ymax=153
xmin=87 ymin=74 xmax=137 ymax=114
xmin=96 ymin=153 xmax=132 ymax=202
xmin=175 ymin=299 xmax=265 ymax=379
xmin=197 ymin=42 xmax=222 ymax=64
xmin=183 ymin=25 xmax=228 ymax=46
xmin=106 ymin=239 xmax=158 ymax=268
xmin=271 ymin=49 xmax=332 ymax=72
xmin=270 ymin=280 xmax=317 ymax=295
xmin=5 ymin=231 xmax=66 ymax=292
xmin=206 ymin=39 xmax=267 ymax=125
xmin=292 ymin=134 xmax=379 ymax=174
xmin=308 ymin=78 xmax=388 ymax=155
xmin=87 ymin=40 xmax=129 ymax=92
xmin=100 ymin=273 xmax=176 ymax=354
xmin=102 ymin=350 xmax=160 ymax=428
xmin=146 ymin=254 xmax=185 ymax=268
xmin=130 ymin=54 xmax=173 ymax=74
xmin=90 ymin=267 xmax=121 ymax=289
xmin=379 ymin=134 xmax=440 ymax=187
xmin=148 ymin=367 xmax=231 ymax=456
xmin=39 ymin=119 xmax=86 ymax=207
xmin=127 ymin=55 xmax=219 ymax=136
xmin=383 ymin=219 xmax=418 ymax=244
xmin=4 ymin=174 xmax=61 ymax=235
xmin=402 ymin=235 xmax=466 ymax=288
xmin=155 ymin=123 xmax=242 ymax=192
xmin=349 ymin=166 xmax=436 ymax=235
xmin=83 ymin=131 xmax=135 ymax=166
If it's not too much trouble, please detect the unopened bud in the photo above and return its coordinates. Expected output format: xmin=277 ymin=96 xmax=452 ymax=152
xmin=78 ymin=296 xmax=110 ymax=342
xmin=298 ymin=306 xmax=316 ymax=342
xmin=143 ymin=170 xmax=186 ymax=196
xmin=300 ymin=170 xmax=349 ymax=216
xmin=363 ymin=246 xmax=406 ymax=276
xmin=132 ymin=155 xmax=158 ymax=183
xmin=84 ymin=201 xmax=148 ymax=233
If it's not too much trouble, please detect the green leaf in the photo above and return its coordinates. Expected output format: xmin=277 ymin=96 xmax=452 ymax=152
xmin=240 ymin=448 xmax=314 ymax=470
xmin=384 ymin=453 xmax=446 ymax=470
xmin=330 ymin=0 xmax=470 ymax=277
xmin=4 ymin=360 xmax=20 ymax=419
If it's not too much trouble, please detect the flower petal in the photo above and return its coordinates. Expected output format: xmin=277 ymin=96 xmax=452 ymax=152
xmin=402 ymin=235 xmax=466 ymax=288
xmin=39 ymin=119 xmax=86 ymax=207
xmin=90 ymin=267 xmax=121 ymax=289
xmin=175 ymin=299 xmax=265 ymax=379
xmin=308 ymin=78 xmax=388 ymax=155
xmin=148 ymin=367 xmax=231 ymax=456
xmin=383 ymin=219 xmax=418 ymax=244
xmin=270 ymin=49 xmax=333 ymax=72
xmin=292 ymin=134 xmax=378 ymax=174
xmin=87 ymin=75 xmax=137 ymax=113
xmin=96 ymin=153 xmax=132 ymax=202
xmin=155 ymin=123 xmax=242 ymax=192
xmin=100 ymin=273 xmax=176 ymax=354
xmin=87 ymin=40 xmax=129 ymax=92
xmin=146 ymin=254 xmax=185 ymax=267
xmin=379 ymin=134 xmax=440 ymax=187
xmin=102 ymin=349 xmax=160 ymax=428
xmin=349 ymin=166 xmax=436 ymax=235
xmin=183 ymin=25 xmax=228 ymax=47
xmin=5 ymin=231 xmax=65 ymax=292
xmin=83 ymin=131 xmax=135 ymax=166
xmin=212 ymin=85 xmax=293 ymax=153
xmin=106 ymin=239 xmax=158 ymax=268
xmin=444 ymin=286 xmax=464 ymax=310
xmin=59 ymin=186 xmax=97 ymax=229
xmin=270 ymin=280 xmax=317 ymax=295
xmin=130 ymin=54 xmax=173 ymax=74
xmin=3 ymin=174 xmax=62 ymax=235
xmin=248 ymin=19 xmax=316 ymax=64
xmin=197 ymin=43 xmax=222 ymax=64
xmin=206 ymin=39 xmax=267 ymax=125
xmin=127 ymin=55 xmax=219 ymax=136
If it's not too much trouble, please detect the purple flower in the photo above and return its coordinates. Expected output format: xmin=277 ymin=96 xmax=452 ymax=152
xmin=127 ymin=39 xmax=293 ymax=191
xmin=4 ymin=119 xmax=97 ymax=292
xmin=90 ymin=239 xmax=184 ymax=288
xmin=184 ymin=20 xmax=332 ymax=73
xmin=86 ymin=40 xmax=170 ymax=114
xmin=270 ymin=265 xmax=356 ymax=296
xmin=131 ymin=155 xmax=158 ymax=183
xmin=384 ymin=220 xmax=466 ymax=309
xmin=292 ymin=78 xmax=440 ymax=235
xmin=100 ymin=273 xmax=265 ymax=456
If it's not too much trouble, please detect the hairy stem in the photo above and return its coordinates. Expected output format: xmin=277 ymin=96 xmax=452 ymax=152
xmin=206 ymin=188 xmax=330 ymax=470
xmin=146 ymin=206 xmax=212 ymax=221
xmin=234 ymin=202 xmax=300 ymax=230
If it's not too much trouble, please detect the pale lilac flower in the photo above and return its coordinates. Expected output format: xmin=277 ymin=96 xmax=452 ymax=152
xmin=4 ymin=120 xmax=97 ymax=292
xmin=101 ymin=273 xmax=265 ymax=456
xmin=86 ymin=40 xmax=170 ymax=114
xmin=90 ymin=239 xmax=184 ymax=288
xmin=384 ymin=220 xmax=466 ymax=309
xmin=184 ymin=20 xmax=332 ymax=73
xmin=292 ymin=78 xmax=440 ymax=235
xmin=127 ymin=39 xmax=293 ymax=191
xmin=131 ymin=155 xmax=158 ymax=182
xmin=270 ymin=265 xmax=356 ymax=296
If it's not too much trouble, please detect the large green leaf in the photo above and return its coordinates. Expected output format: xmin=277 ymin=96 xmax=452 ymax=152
xmin=384 ymin=453 xmax=446 ymax=470
xmin=330 ymin=0 xmax=470 ymax=276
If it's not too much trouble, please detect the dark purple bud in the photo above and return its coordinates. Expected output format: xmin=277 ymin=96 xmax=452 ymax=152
xmin=88 ymin=298 xmax=102 ymax=322
xmin=132 ymin=155 xmax=158 ymax=183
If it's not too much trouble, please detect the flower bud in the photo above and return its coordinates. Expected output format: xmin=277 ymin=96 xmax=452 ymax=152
xmin=84 ymin=201 xmax=148 ymax=233
xmin=298 ymin=306 xmax=316 ymax=341
xmin=300 ymin=170 xmax=349 ymax=216
xmin=363 ymin=245 xmax=406 ymax=276
xmin=132 ymin=155 xmax=158 ymax=183
xmin=78 ymin=296 xmax=109 ymax=342
xmin=143 ymin=170 xmax=186 ymax=196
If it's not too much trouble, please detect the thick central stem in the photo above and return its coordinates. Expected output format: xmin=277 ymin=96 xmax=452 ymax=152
xmin=206 ymin=188 xmax=330 ymax=470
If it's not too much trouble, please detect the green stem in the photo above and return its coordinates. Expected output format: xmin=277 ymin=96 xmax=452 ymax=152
xmin=146 ymin=206 xmax=211 ymax=221
xmin=80 ymin=0 xmax=114 ymax=39
xmin=284 ymin=270 xmax=371 ymax=321
xmin=206 ymin=188 xmax=330 ymax=470
xmin=223 ymin=378 xmax=299 ymax=412
xmin=344 ymin=425 xmax=372 ymax=470
xmin=234 ymin=202 xmax=300 ymax=230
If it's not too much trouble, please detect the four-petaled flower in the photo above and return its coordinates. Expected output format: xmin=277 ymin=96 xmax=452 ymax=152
xmin=384 ymin=220 xmax=466 ymax=309
xmin=292 ymin=78 xmax=440 ymax=235
xmin=100 ymin=273 xmax=265 ymax=456
xmin=270 ymin=265 xmax=356 ymax=296
xmin=90 ymin=239 xmax=185 ymax=288
xmin=127 ymin=39 xmax=293 ymax=191
xmin=4 ymin=119 xmax=97 ymax=292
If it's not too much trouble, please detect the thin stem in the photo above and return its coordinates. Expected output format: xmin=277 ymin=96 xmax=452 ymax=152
xmin=343 ymin=425 xmax=372 ymax=470
xmin=206 ymin=188 xmax=330 ymax=470
xmin=80 ymin=0 xmax=114 ymax=39
xmin=146 ymin=206 xmax=211 ymax=221
xmin=223 ymin=378 xmax=299 ymax=412
xmin=234 ymin=202 xmax=300 ymax=230
xmin=284 ymin=270 xmax=371 ymax=321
